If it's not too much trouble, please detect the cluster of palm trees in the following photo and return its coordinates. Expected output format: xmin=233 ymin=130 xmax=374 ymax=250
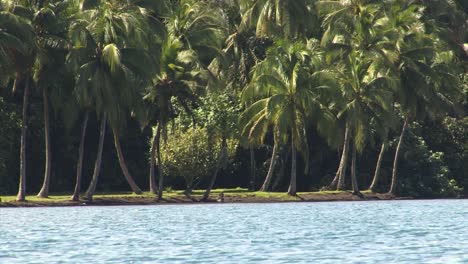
xmin=0 ymin=0 xmax=465 ymax=201
xmin=240 ymin=0 xmax=464 ymax=196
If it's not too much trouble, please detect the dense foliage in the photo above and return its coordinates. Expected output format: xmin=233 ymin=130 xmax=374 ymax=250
xmin=0 ymin=0 xmax=466 ymax=200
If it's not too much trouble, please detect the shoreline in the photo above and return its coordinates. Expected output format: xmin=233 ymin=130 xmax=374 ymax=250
xmin=0 ymin=191 xmax=417 ymax=208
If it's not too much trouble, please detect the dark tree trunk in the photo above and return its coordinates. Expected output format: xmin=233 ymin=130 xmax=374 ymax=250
xmin=287 ymin=141 xmax=297 ymax=196
xmin=389 ymin=118 xmax=409 ymax=195
xmin=85 ymin=113 xmax=107 ymax=201
xmin=337 ymin=125 xmax=350 ymax=191
xmin=249 ymin=145 xmax=256 ymax=191
xmin=156 ymin=125 xmax=164 ymax=200
xmin=16 ymin=77 xmax=29 ymax=202
xmin=71 ymin=112 xmax=89 ymax=201
xmin=260 ymin=143 xmax=278 ymax=192
xmin=38 ymin=87 xmax=52 ymax=198
xmin=202 ymin=137 xmax=227 ymax=201
xmin=112 ymin=127 xmax=143 ymax=194
xmin=369 ymin=141 xmax=386 ymax=192
xmin=149 ymin=123 xmax=160 ymax=195
xmin=350 ymin=143 xmax=360 ymax=195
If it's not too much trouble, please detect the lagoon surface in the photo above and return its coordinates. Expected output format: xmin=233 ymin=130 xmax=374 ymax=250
xmin=1 ymin=200 xmax=468 ymax=263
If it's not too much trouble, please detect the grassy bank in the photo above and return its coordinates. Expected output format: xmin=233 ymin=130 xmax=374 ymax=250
xmin=0 ymin=188 xmax=398 ymax=207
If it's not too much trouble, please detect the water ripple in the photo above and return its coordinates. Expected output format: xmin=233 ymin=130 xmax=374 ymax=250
xmin=1 ymin=200 xmax=468 ymax=263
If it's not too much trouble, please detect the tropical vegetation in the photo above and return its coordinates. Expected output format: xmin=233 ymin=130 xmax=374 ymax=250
xmin=0 ymin=0 xmax=466 ymax=202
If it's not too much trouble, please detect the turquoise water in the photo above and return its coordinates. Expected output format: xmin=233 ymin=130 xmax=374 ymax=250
xmin=1 ymin=200 xmax=468 ymax=263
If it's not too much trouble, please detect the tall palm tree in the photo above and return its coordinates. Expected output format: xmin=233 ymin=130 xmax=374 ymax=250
xmin=0 ymin=0 xmax=36 ymax=201
xmin=333 ymin=51 xmax=396 ymax=194
xmin=241 ymin=40 xmax=337 ymax=195
xmin=69 ymin=0 xmax=152 ymax=200
xmin=143 ymin=0 xmax=226 ymax=199
xmin=222 ymin=2 xmax=273 ymax=190
xmin=28 ymin=0 xmax=77 ymax=198
xmin=317 ymin=0 xmax=400 ymax=192
xmin=376 ymin=1 xmax=462 ymax=194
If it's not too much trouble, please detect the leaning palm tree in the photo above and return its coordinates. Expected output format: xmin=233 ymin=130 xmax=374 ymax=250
xmin=144 ymin=36 xmax=206 ymax=198
xmin=388 ymin=41 xmax=462 ymax=195
xmin=374 ymin=1 xmax=463 ymax=194
xmin=0 ymin=0 xmax=36 ymax=201
xmin=367 ymin=128 xmax=390 ymax=192
xmin=69 ymin=0 xmax=152 ymax=200
xmin=241 ymin=39 xmax=337 ymax=195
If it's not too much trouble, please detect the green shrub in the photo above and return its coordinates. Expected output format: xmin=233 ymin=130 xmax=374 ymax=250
xmin=160 ymin=127 xmax=238 ymax=191
xmin=398 ymin=124 xmax=463 ymax=198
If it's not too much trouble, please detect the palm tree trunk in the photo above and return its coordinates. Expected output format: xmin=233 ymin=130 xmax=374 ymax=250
xmin=328 ymin=171 xmax=339 ymax=190
xmin=328 ymin=148 xmax=344 ymax=189
xmin=71 ymin=112 xmax=89 ymax=201
xmin=249 ymin=145 xmax=256 ymax=191
xmin=112 ymin=127 xmax=143 ymax=194
xmin=16 ymin=77 xmax=29 ymax=202
xmin=287 ymin=141 xmax=297 ymax=196
xmin=369 ymin=141 xmax=387 ymax=192
xmin=157 ymin=126 xmax=164 ymax=200
xmin=37 ymin=87 xmax=52 ymax=198
xmin=337 ymin=125 xmax=350 ymax=191
xmin=350 ymin=142 xmax=360 ymax=195
xmin=273 ymin=145 xmax=291 ymax=191
xmin=260 ymin=143 xmax=278 ymax=192
xmin=202 ymin=137 xmax=227 ymax=201
xmin=389 ymin=118 xmax=409 ymax=195
xmin=149 ymin=123 xmax=160 ymax=194
xmin=85 ymin=113 xmax=107 ymax=201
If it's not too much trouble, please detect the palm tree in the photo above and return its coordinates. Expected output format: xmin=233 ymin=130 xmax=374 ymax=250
xmin=368 ymin=138 xmax=388 ymax=192
xmin=71 ymin=111 xmax=89 ymax=201
xmin=241 ymin=40 xmax=337 ymax=195
xmin=0 ymin=0 xmax=36 ymax=201
xmin=421 ymin=0 xmax=468 ymax=61
xmin=332 ymin=51 xmax=396 ymax=194
xmin=375 ymin=1 xmax=463 ymax=194
xmin=222 ymin=3 xmax=274 ymax=190
xmin=144 ymin=36 xmax=206 ymax=199
xmin=317 ymin=0 xmax=401 ymax=192
xmin=239 ymin=0 xmax=320 ymax=38
xmin=69 ymin=0 xmax=152 ymax=200
xmin=143 ymin=0 xmax=226 ymax=199
xmin=30 ymin=0 xmax=77 ymax=198
xmin=166 ymin=0 xmax=226 ymax=65
xmin=238 ymin=97 xmax=280 ymax=193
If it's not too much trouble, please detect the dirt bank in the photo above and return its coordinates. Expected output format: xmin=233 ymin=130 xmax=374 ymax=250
xmin=0 ymin=191 xmax=404 ymax=208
